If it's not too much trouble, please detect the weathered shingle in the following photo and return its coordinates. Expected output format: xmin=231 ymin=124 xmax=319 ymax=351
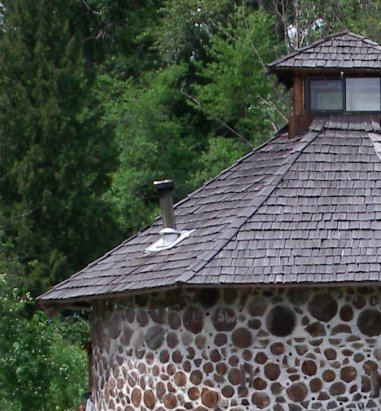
xmin=268 ymin=31 xmax=381 ymax=80
xmin=190 ymin=117 xmax=381 ymax=286
xmin=38 ymin=114 xmax=381 ymax=304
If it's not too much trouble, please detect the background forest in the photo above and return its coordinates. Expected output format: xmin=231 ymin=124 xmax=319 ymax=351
xmin=0 ymin=0 xmax=380 ymax=409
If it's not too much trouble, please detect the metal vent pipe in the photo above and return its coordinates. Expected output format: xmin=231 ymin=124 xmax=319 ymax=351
xmin=153 ymin=179 xmax=176 ymax=229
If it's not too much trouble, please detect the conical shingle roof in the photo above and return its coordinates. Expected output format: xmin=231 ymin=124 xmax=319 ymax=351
xmin=39 ymin=115 xmax=381 ymax=305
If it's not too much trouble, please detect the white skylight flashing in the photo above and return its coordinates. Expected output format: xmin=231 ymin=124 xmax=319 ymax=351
xmin=145 ymin=228 xmax=195 ymax=253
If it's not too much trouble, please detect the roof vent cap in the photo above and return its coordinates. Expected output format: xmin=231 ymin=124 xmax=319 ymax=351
xmin=160 ymin=227 xmax=181 ymax=246
xmin=145 ymin=179 xmax=194 ymax=253
xmin=145 ymin=227 xmax=194 ymax=253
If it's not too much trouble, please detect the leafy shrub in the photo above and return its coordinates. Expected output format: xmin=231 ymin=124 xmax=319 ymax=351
xmin=0 ymin=274 xmax=88 ymax=411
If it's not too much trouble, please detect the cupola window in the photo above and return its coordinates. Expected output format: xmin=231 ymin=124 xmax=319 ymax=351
xmin=309 ymin=79 xmax=344 ymax=112
xmin=346 ymin=78 xmax=380 ymax=111
xmin=307 ymin=77 xmax=381 ymax=113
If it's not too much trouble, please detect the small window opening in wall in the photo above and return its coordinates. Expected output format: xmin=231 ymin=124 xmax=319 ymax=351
xmin=307 ymin=76 xmax=381 ymax=113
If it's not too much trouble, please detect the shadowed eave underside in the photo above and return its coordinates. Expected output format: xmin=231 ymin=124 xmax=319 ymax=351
xmin=38 ymin=115 xmax=381 ymax=305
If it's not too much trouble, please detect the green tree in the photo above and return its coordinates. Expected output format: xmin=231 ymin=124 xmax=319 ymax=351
xmin=184 ymin=6 xmax=287 ymax=184
xmin=193 ymin=7 xmax=287 ymax=145
xmin=0 ymin=272 xmax=88 ymax=411
xmin=268 ymin=0 xmax=381 ymax=50
xmin=97 ymin=2 xmax=290 ymax=231
xmin=100 ymin=66 xmax=207 ymax=233
xmin=156 ymin=0 xmax=233 ymax=65
xmin=0 ymin=0 xmax=120 ymax=295
xmin=191 ymin=137 xmax=248 ymax=187
xmin=79 ymin=0 xmax=164 ymax=77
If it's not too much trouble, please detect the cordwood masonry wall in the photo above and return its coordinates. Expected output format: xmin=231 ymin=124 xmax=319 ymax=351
xmin=91 ymin=287 xmax=381 ymax=410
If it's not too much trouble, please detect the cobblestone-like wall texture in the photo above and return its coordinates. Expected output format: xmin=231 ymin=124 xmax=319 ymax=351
xmin=91 ymin=287 xmax=381 ymax=410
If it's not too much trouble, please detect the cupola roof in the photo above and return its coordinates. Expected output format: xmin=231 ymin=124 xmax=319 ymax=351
xmin=269 ymin=31 xmax=381 ymax=86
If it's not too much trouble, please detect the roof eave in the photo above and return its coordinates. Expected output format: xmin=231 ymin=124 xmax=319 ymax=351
xmin=38 ymin=283 xmax=183 ymax=313
xmin=268 ymin=66 xmax=381 ymax=87
xmin=38 ymin=279 xmax=381 ymax=310
xmin=270 ymin=66 xmax=381 ymax=74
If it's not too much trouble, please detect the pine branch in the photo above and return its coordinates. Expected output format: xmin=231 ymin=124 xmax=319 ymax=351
xmin=180 ymin=87 xmax=254 ymax=148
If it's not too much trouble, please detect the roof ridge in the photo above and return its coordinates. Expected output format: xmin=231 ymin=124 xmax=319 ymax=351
xmin=191 ymin=117 xmax=381 ymax=283
xmin=268 ymin=30 xmax=381 ymax=70
xmin=268 ymin=31 xmax=351 ymax=68
xmin=368 ymin=132 xmax=381 ymax=162
xmin=177 ymin=120 xmax=325 ymax=285
xmin=345 ymin=31 xmax=381 ymax=50
xmin=364 ymin=117 xmax=381 ymax=163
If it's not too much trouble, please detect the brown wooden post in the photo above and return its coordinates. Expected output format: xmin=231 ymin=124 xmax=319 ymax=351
xmin=289 ymin=74 xmax=306 ymax=138
xmin=293 ymin=74 xmax=304 ymax=116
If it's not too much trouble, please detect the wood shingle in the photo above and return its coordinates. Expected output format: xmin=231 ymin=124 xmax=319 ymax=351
xmin=268 ymin=31 xmax=381 ymax=85
xmin=39 ymin=115 xmax=381 ymax=304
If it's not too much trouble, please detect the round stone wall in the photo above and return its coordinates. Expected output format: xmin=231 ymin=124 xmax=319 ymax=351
xmin=91 ymin=287 xmax=381 ymax=410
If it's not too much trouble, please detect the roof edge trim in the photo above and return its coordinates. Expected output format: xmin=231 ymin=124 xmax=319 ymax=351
xmin=38 ymin=280 xmax=381 ymax=306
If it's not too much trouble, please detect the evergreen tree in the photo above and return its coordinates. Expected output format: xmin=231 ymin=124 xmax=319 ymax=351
xmin=0 ymin=0 xmax=119 ymax=295
xmin=100 ymin=65 xmax=207 ymax=234
xmin=193 ymin=7 xmax=288 ymax=146
xmin=85 ymin=0 xmax=164 ymax=77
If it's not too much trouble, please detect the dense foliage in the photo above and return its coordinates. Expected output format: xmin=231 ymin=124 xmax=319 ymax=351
xmin=0 ymin=0 xmax=380 ymax=409
xmin=0 ymin=0 xmax=120 ymax=296
xmin=0 ymin=252 xmax=88 ymax=411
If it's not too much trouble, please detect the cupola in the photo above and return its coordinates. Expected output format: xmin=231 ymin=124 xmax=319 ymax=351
xmin=268 ymin=31 xmax=381 ymax=137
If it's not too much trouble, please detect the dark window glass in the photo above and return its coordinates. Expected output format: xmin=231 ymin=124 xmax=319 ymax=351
xmin=309 ymin=79 xmax=344 ymax=111
xmin=346 ymin=78 xmax=380 ymax=111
